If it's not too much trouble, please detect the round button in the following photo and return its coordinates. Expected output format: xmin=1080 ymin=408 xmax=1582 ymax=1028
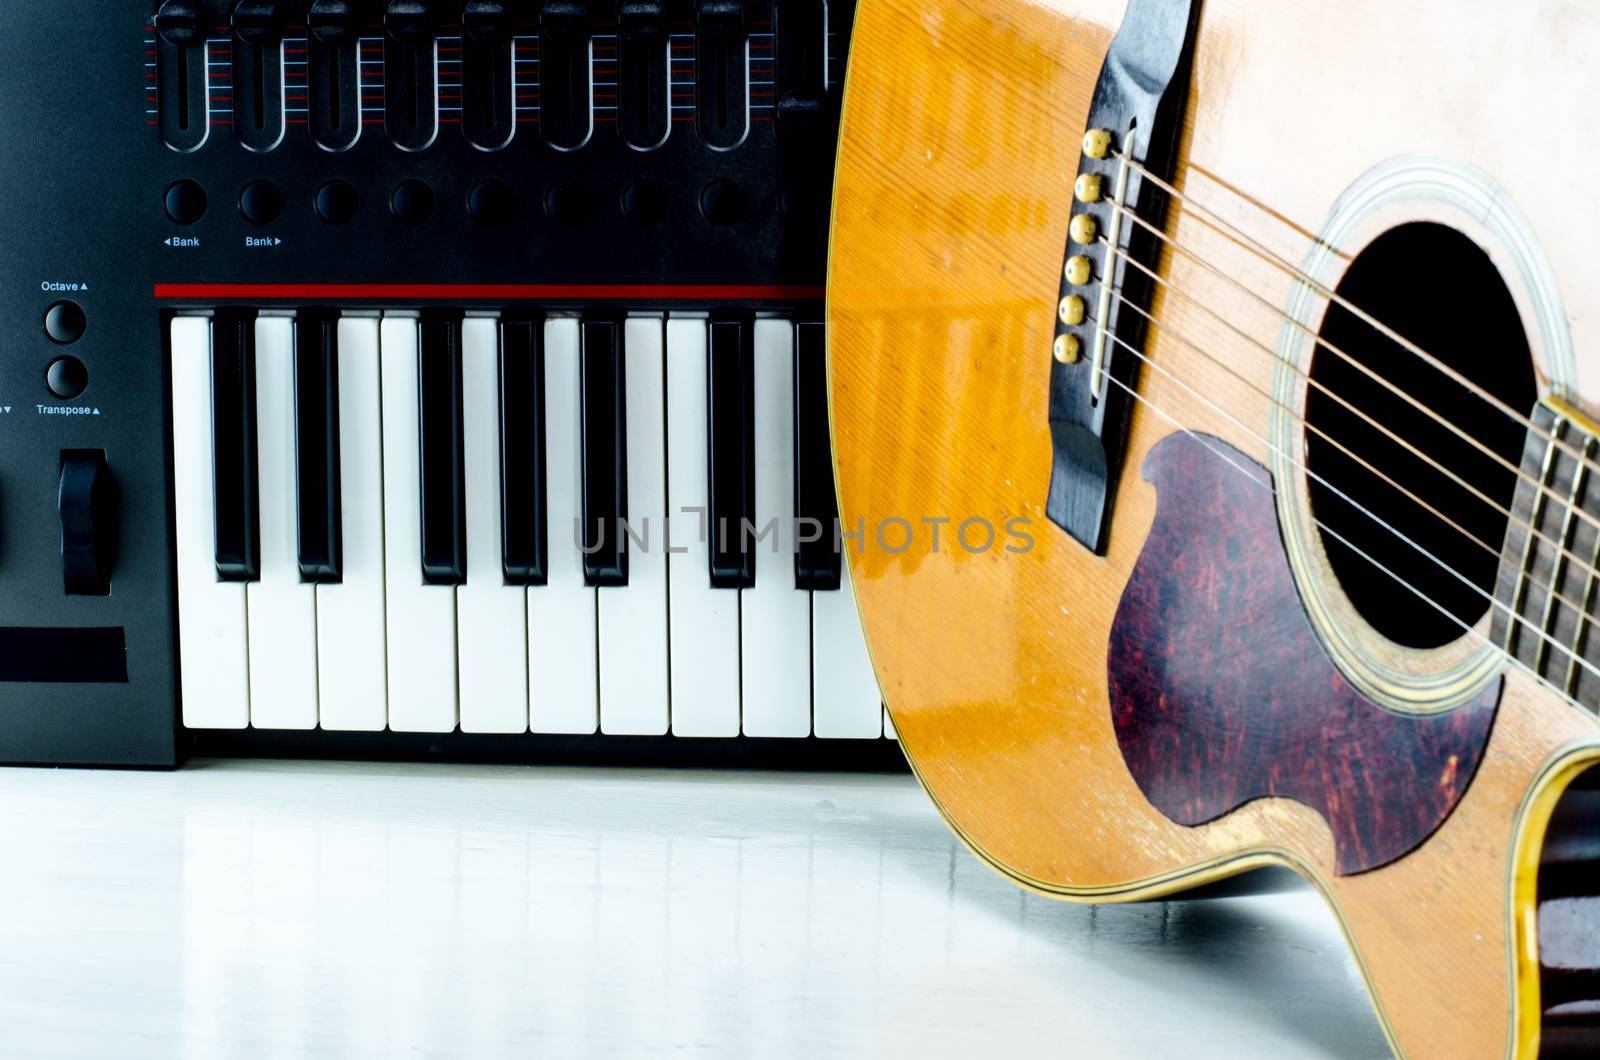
xmin=165 ymin=180 xmax=208 ymax=225
xmin=544 ymin=181 xmax=588 ymax=225
xmin=315 ymin=179 xmax=359 ymax=224
xmin=44 ymin=302 xmax=87 ymax=345
xmin=239 ymin=180 xmax=284 ymax=225
xmin=391 ymin=179 xmax=436 ymax=224
xmin=621 ymin=180 xmax=666 ymax=225
xmin=46 ymin=356 xmax=89 ymax=401
xmin=466 ymin=179 xmax=513 ymax=223
xmin=699 ymin=179 xmax=745 ymax=225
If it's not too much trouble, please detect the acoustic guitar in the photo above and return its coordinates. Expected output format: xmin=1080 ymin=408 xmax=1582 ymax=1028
xmin=825 ymin=0 xmax=1600 ymax=1055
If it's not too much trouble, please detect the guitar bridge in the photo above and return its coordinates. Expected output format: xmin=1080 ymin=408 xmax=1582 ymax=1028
xmin=1045 ymin=0 xmax=1202 ymax=554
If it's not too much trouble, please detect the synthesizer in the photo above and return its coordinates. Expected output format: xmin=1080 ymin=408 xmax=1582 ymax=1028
xmin=0 ymin=1 xmax=893 ymax=767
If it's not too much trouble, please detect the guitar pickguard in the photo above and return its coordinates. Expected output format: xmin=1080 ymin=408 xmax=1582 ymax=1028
xmin=1107 ymin=432 xmax=1502 ymax=874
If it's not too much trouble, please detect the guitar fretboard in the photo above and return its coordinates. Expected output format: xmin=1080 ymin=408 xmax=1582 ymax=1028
xmin=1491 ymin=400 xmax=1600 ymax=708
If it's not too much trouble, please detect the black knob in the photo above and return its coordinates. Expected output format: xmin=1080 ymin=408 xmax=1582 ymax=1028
xmin=696 ymin=0 xmax=744 ymax=41
xmin=46 ymin=356 xmax=90 ymax=400
xmin=386 ymin=0 xmax=437 ymax=42
xmin=544 ymin=181 xmax=589 ymax=224
xmin=619 ymin=0 xmax=666 ymax=42
xmin=232 ymin=0 xmax=284 ymax=46
xmin=309 ymin=0 xmax=358 ymax=43
xmin=467 ymin=180 xmax=514 ymax=222
xmin=699 ymin=179 xmax=745 ymax=225
xmin=155 ymin=0 xmax=204 ymax=47
xmin=59 ymin=452 xmax=118 ymax=597
xmin=462 ymin=0 xmax=511 ymax=43
xmin=621 ymin=180 xmax=666 ymax=224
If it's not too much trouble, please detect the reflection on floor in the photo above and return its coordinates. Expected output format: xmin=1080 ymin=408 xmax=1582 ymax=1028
xmin=0 ymin=760 xmax=1388 ymax=1057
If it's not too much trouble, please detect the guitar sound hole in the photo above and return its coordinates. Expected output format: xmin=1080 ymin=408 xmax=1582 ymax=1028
xmin=1305 ymin=222 xmax=1535 ymax=650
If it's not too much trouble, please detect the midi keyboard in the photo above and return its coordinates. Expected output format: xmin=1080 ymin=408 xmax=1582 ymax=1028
xmin=0 ymin=1 xmax=895 ymax=768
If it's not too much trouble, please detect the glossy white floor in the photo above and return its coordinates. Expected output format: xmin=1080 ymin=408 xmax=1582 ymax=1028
xmin=0 ymin=761 xmax=1389 ymax=1058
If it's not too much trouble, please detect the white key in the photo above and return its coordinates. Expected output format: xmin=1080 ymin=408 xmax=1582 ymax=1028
xmin=171 ymin=316 xmax=250 ymax=729
xmin=665 ymin=318 xmax=740 ymax=737
xmin=248 ymin=315 xmax=320 ymax=729
xmin=459 ymin=316 xmax=531 ymax=733
xmin=317 ymin=316 xmax=388 ymax=731
xmin=529 ymin=317 xmax=599 ymax=734
xmin=741 ymin=320 xmax=812 ymax=737
xmin=812 ymin=559 xmax=883 ymax=738
xmin=885 ymin=708 xmax=898 ymax=739
xmin=598 ymin=316 xmax=670 ymax=735
xmin=380 ymin=314 xmax=459 ymax=732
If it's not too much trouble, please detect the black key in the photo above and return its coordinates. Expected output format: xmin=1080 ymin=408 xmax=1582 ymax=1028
xmin=293 ymin=311 xmax=343 ymax=583
xmin=581 ymin=316 xmax=628 ymax=587
xmin=540 ymin=0 xmax=593 ymax=151
xmin=461 ymin=0 xmax=515 ymax=151
xmin=418 ymin=311 xmax=466 ymax=584
xmin=231 ymin=1 xmax=287 ymax=153
xmin=793 ymin=320 xmax=841 ymax=591
xmin=695 ymin=0 xmax=748 ymax=150
xmin=618 ymin=0 xmax=669 ymax=150
xmin=210 ymin=309 xmax=261 ymax=582
xmin=706 ymin=313 xmax=754 ymax=589
xmin=384 ymin=0 xmax=440 ymax=152
xmin=501 ymin=315 xmax=548 ymax=586
xmin=307 ymin=0 xmax=362 ymax=153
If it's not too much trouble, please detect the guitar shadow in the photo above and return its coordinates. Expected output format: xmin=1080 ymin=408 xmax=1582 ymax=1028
xmin=893 ymin=834 xmax=1391 ymax=1059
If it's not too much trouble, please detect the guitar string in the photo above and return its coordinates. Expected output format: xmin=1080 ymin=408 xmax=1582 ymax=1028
xmin=1084 ymin=280 xmax=1600 ymax=628
xmin=1083 ymin=307 xmax=1597 ymax=682
xmin=1110 ymin=150 xmax=1600 ymax=489
xmin=1087 ymin=354 xmax=1597 ymax=706
xmin=1094 ymin=234 xmax=1600 ymax=598
xmin=1094 ymin=192 xmax=1600 ymax=561
xmin=1098 ymin=188 xmax=1600 ymax=548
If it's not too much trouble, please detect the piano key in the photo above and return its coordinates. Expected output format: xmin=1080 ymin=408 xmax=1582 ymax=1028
xmin=741 ymin=319 xmax=812 ymax=737
xmin=247 ymin=314 xmax=319 ymax=730
xmin=500 ymin=315 xmax=548 ymax=585
xmin=792 ymin=319 xmax=840 ymax=591
xmin=211 ymin=308 xmax=260 ymax=582
xmin=666 ymin=317 xmax=740 ymax=737
xmin=580 ymin=316 xmax=628 ymax=587
xmin=885 ymin=708 xmax=897 ymax=740
xmin=529 ymin=317 xmax=600 ymax=734
xmin=707 ymin=314 xmax=755 ymax=588
xmin=812 ymin=560 xmax=883 ymax=738
xmin=459 ymin=315 xmax=531 ymax=734
xmin=171 ymin=315 xmax=250 ymax=729
xmin=419 ymin=311 xmax=467 ymax=585
xmin=381 ymin=313 xmax=460 ymax=733
xmin=294 ymin=310 xmax=342 ymax=583
xmin=317 ymin=315 xmax=389 ymax=732
xmin=598 ymin=316 xmax=669 ymax=735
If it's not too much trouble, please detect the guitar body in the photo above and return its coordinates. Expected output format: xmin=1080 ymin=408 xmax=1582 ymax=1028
xmin=826 ymin=0 xmax=1600 ymax=1056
